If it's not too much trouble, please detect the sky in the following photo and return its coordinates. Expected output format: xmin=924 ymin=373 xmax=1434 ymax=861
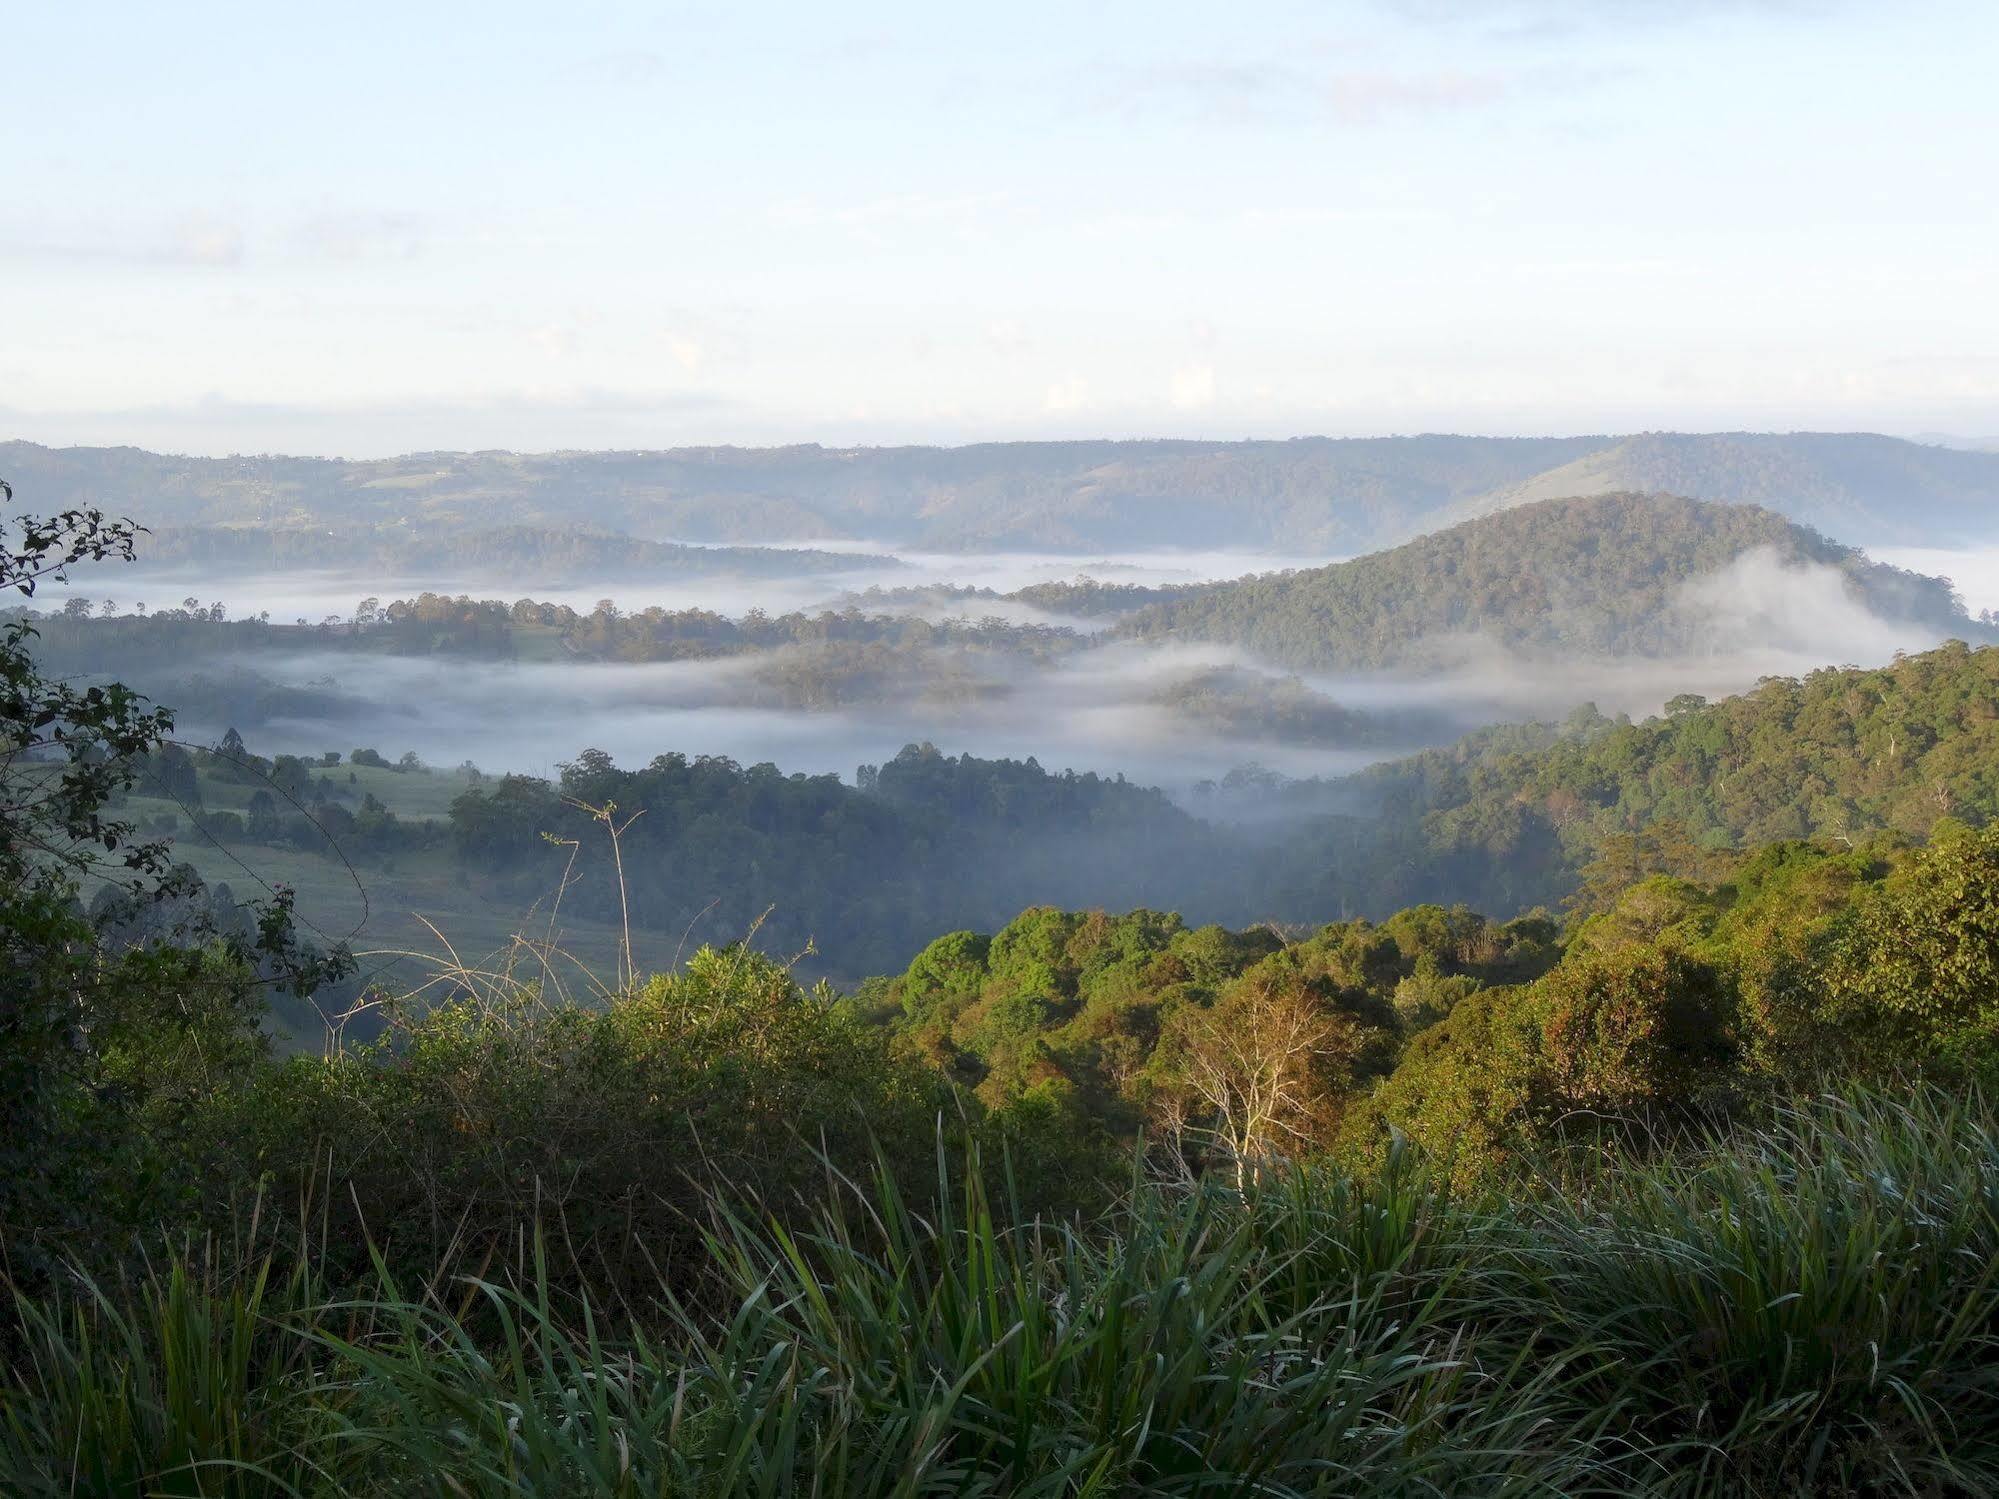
xmin=5 ymin=0 xmax=1997 ymax=457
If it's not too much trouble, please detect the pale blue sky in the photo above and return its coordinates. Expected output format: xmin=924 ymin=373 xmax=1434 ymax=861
xmin=5 ymin=1 xmax=1995 ymax=455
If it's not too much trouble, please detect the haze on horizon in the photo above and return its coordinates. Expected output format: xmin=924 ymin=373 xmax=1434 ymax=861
xmin=7 ymin=0 xmax=1999 ymax=459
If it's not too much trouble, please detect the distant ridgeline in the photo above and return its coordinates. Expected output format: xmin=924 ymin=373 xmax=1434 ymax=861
xmin=10 ymin=429 xmax=1999 ymax=552
xmin=126 ymin=522 xmax=894 ymax=580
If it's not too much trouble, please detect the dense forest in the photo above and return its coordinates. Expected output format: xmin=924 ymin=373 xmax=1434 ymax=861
xmin=1116 ymin=492 xmax=1993 ymax=670
xmin=864 ymin=823 xmax=1998 ymax=1183
xmin=13 ymin=429 xmax=1999 ymax=552
xmin=447 ymin=743 xmax=1243 ymax=976
xmin=1292 ymin=637 xmax=1999 ymax=917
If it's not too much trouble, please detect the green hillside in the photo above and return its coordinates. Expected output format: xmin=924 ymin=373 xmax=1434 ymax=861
xmin=1113 ymin=493 xmax=1989 ymax=671
xmin=1277 ymin=638 xmax=1999 ymax=919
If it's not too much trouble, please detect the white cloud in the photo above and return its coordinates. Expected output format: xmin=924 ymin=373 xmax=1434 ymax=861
xmin=1170 ymin=363 xmax=1217 ymax=410
xmin=167 ymin=213 xmax=247 ymax=267
xmin=1087 ymin=59 xmax=1533 ymax=127
xmin=0 ymin=212 xmax=246 ymax=269
xmin=291 ymin=210 xmax=426 ymax=262
xmin=1044 ymin=375 xmax=1091 ymax=412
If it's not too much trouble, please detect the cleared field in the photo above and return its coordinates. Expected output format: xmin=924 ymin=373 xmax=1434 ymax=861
xmin=150 ymin=832 xmax=650 ymax=985
xmin=167 ymin=762 xmax=483 ymax=819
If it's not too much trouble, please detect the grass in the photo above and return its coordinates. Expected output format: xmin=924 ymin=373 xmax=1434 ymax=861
xmin=96 ymin=821 xmax=650 ymax=1014
xmin=3 ymin=1090 xmax=1994 ymax=1495
xmin=154 ymin=762 xmax=484 ymax=821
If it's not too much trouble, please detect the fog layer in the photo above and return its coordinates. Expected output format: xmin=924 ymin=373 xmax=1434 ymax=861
xmin=121 ymin=543 xmax=1997 ymax=803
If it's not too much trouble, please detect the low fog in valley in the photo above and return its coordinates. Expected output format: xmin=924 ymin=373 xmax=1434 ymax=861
xmin=69 ymin=538 xmax=1999 ymax=801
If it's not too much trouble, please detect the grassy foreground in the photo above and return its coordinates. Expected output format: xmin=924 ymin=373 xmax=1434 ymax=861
xmin=3 ymin=1090 xmax=1995 ymax=1497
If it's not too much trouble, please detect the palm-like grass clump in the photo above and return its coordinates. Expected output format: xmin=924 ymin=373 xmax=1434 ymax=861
xmin=4 ymin=1090 xmax=1994 ymax=1496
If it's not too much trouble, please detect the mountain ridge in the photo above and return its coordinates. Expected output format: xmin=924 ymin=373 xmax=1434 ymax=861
xmin=8 ymin=430 xmax=1995 ymax=554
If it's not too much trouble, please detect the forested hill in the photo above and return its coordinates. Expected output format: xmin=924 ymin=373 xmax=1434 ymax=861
xmin=9 ymin=430 xmax=1997 ymax=553
xmin=1111 ymin=493 xmax=1990 ymax=672
xmin=1277 ymin=639 xmax=1999 ymax=919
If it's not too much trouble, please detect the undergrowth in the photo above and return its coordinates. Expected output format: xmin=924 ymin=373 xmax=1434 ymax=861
xmin=2 ymin=1090 xmax=1994 ymax=1496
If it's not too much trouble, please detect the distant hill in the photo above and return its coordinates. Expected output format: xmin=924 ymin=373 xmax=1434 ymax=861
xmin=127 ymin=524 xmax=892 ymax=582
xmin=1452 ymin=433 xmax=1999 ymax=543
xmin=1110 ymin=494 xmax=1992 ymax=671
xmin=9 ymin=431 xmax=1996 ymax=554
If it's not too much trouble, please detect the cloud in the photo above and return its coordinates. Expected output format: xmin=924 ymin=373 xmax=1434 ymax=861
xmin=1326 ymin=68 xmax=1509 ymax=123
xmin=0 ymin=212 xmax=246 ymax=269
xmin=1170 ymin=363 xmax=1217 ymax=411
xmin=1043 ymin=375 xmax=1091 ymax=413
xmin=167 ymin=214 xmax=248 ymax=267
xmin=1673 ymin=548 xmax=1937 ymax=662
xmin=291 ymin=210 xmax=427 ymax=262
xmin=1 ymin=207 xmax=436 ymax=270
xmin=768 ymin=192 xmax=1016 ymax=245
xmin=0 ymin=386 xmax=736 ymax=461
xmin=575 ymin=49 xmax=669 ymax=86
xmin=1087 ymin=58 xmax=1527 ymax=127
xmin=1380 ymin=0 xmax=1833 ymax=40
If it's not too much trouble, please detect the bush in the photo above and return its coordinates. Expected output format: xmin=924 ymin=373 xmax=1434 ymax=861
xmin=229 ymin=945 xmax=951 ymax=1304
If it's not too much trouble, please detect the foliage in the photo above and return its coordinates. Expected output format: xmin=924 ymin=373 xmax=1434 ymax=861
xmin=231 ymin=944 xmax=952 ymax=1307
xmin=881 ymin=902 xmax=1555 ymax=1174
xmin=0 ymin=480 xmax=346 ymax=1285
xmin=1145 ymin=663 xmax=1448 ymax=748
xmin=1778 ymin=819 xmax=1999 ymax=1078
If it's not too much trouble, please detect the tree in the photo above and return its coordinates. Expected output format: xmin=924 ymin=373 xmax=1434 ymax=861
xmin=0 ymin=478 xmax=350 ymax=1277
xmin=1532 ymin=947 xmax=1736 ymax=1119
xmin=1809 ymin=820 xmax=1999 ymax=1075
xmin=245 ymin=789 xmax=282 ymax=842
xmin=1162 ymin=976 xmax=1359 ymax=1188
xmin=0 ymin=479 xmax=171 ymax=895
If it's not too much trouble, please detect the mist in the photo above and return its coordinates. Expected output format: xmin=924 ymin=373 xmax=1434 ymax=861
xmin=100 ymin=544 xmax=1330 ymax=634
xmin=110 ymin=542 xmax=1995 ymax=808
xmin=1356 ymin=548 xmax=1955 ymax=731
xmin=1866 ymin=544 xmax=1999 ymax=617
